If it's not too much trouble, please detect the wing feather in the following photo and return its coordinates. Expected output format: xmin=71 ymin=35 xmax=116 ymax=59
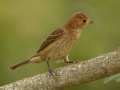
xmin=37 ymin=28 xmax=64 ymax=53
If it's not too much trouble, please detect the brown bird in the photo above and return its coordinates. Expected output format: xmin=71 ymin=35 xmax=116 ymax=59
xmin=10 ymin=12 xmax=92 ymax=74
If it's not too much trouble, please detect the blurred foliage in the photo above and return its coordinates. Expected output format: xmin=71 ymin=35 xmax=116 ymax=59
xmin=0 ymin=0 xmax=120 ymax=90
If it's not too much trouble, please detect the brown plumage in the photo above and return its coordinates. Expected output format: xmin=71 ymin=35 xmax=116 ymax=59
xmin=37 ymin=28 xmax=64 ymax=52
xmin=10 ymin=12 xmax=92 ymax=73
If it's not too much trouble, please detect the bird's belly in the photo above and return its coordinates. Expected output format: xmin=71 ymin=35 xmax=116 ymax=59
xmin=40 ymin=38 xmax=75 ymax=60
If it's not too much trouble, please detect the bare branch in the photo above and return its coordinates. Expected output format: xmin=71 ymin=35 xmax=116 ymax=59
xmin=0 ymin=48 xmax=120 ymax=90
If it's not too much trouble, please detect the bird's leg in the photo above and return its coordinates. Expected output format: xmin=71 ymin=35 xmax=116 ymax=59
xmin=64 ymin=55 xmax=78 ymax=64
xmin=46 ymin=60 xmax=55 ymax=76
xmin=64 ymin=55 xmax=73 ymax=63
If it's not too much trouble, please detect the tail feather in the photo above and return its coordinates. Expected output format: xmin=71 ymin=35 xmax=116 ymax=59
xmin=10 ymin=60 xmax=30 ymax=70
xmin=10 ymin=55 xmax=41 ymax=70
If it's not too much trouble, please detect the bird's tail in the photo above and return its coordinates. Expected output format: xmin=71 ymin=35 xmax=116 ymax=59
xmin=10 ymin=59 xmax=30 ymax=70
xmin=10 ymin=55 xmax=41 ymax=70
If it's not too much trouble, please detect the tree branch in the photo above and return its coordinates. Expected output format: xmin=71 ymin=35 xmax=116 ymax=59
xmin=1 ymin=48 xmax=120 ymax=90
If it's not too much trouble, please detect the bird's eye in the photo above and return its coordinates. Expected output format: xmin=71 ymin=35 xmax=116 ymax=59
xmin=83 ymin=19 xmax=86 ymax=23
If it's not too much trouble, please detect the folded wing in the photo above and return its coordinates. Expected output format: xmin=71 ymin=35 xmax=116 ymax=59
xmin=37 ymin=28 xmax=64 ymax=53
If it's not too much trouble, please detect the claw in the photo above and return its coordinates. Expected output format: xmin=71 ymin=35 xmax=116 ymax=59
xmin=48 ymin=69 xmax=57 ymax=77
xmin=46 ymin=60 xmax=57 ymax=76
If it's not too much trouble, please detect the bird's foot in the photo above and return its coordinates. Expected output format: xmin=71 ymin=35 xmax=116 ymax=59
xmin=64 ymin=56 xmax=78 ymax=64
xmin=48 ymin=68 xmax=57 ymax=77
xmin=64 ymin=60 xmax=78 ymax=64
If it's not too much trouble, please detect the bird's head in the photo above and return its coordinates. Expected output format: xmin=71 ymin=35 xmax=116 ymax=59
xmin=65 ymin=12 xmax=92 ymax=30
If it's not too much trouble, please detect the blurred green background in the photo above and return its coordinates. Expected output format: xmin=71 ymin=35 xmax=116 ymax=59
xmin=0 ymin=0 xmax=120 ymax=90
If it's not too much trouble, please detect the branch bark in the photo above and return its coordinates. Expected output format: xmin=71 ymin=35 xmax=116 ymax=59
xmin=1 ymin=48 xmax=120 ymax=90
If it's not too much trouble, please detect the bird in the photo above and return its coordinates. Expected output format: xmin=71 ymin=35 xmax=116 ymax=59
xmin=10 ymin=12 xmax=92 ymax=74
